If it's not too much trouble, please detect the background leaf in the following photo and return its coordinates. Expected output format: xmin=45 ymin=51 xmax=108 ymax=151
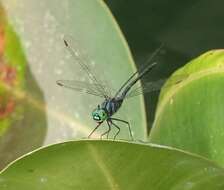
xmin=149 ymin=50 xmax=224 ymax=167
xmin=0 ymin=0 xmax=149 ymax=169
xmin=0 ymin=4 xmax=46 ymax=169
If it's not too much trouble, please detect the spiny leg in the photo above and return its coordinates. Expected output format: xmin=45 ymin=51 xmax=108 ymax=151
xmin=111 ymin=118 xmax=133 ymax=140
xmin=88 ymin=122 xmax=102 ymax=138
xmin=110 ymin=121 xmax=120 ymax=140
xmin=100 ymin=120 xmax=111 ymax=139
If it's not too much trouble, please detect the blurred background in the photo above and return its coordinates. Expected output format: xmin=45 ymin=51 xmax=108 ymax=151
xmin=105 ymin=0 xmax=224 ymax=131
xmin=0 ymin=0 xmax=224 ymax=169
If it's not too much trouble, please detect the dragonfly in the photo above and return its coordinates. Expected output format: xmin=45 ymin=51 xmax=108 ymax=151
xmin=57 ymin=36 xmax=186 ymax=140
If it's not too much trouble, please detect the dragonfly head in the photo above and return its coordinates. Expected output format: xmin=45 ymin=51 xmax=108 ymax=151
xmin=92 ymin=105 xmax=108 ymax=123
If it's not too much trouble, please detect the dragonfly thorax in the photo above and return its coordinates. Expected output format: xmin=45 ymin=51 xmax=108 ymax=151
xmin=92 ymin=98 xmax=123 ymax=123
xmin=101 ymin=98 xmax=123 ymax=117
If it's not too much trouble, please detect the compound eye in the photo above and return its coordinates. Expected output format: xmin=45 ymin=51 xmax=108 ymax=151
xmin=93 ymin=113 xmax=100 ymax=121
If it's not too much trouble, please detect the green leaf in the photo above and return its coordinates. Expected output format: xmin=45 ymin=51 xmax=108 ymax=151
xmin=0 ymin=140 xmax=224 ymax=190
xmin=149 ymin=50 xmax=224 ymax=166
xmin=0 ymin=3 xmax=46 ymax=169
xmin=1 ymin=0 xmax=147 ymax=141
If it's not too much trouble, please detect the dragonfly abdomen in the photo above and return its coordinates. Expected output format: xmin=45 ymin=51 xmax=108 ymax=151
xmin=119 ymin=62 xmax=157 ymax=100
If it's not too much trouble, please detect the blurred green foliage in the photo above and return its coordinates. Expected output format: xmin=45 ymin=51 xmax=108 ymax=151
xmin=0 ymin=2 xmax=46 ymax=169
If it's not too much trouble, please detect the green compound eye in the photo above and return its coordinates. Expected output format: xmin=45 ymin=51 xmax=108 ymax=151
xmin=92 ymin=108 xmax=108 ymax=122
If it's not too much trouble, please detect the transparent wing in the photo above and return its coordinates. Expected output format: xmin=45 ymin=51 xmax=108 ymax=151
xmin=114 ymin=44 xmax=163 ymax=98
xmin=125 ymin=74 xmax=189 ymax=98
xmin=62 ymin=35 xmax=111 ymax=98
xmin=56 ymin=80 xmax=106 ymax=98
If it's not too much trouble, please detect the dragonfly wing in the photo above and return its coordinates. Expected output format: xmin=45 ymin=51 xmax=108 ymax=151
xmin=125 ymin=79 xmax=165 ymax=98
xmin=56 ymin=80 xmax=106 ymax=98
xmin=114 ymin=44 xmax=163 ymax=98
xmin=125 ymin=74 xmax=189 ymax=98
xmin=63 ymin=35 xmax=111 ymax=98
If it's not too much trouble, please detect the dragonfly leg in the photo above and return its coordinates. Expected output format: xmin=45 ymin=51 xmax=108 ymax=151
xmin=110 ymin=121 xmax=120 ymax=140
xmin=88 ymin=122 xmax=102 ymax=139
xmin=111 ymin=118 xmax=134 ymax=140
xmin=100 ymin=120 xmax=111 ymax=140
xmin=106 ymin=120 xmax=112 ymax=139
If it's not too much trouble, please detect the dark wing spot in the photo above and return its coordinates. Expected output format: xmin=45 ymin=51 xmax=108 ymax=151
xmin=56 ymin=80 xmax=63 ymax=86
xmin=64 ymin=39 xmax=68 ymax=47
